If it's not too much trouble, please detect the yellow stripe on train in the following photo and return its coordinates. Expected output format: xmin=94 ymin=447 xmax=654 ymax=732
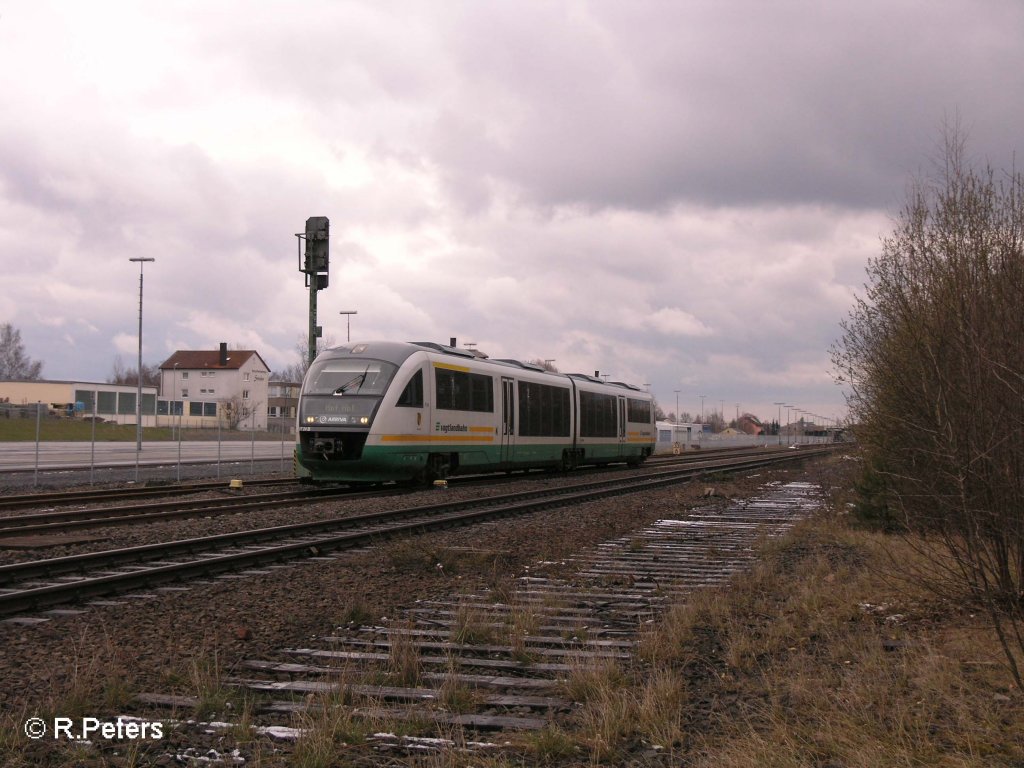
xmin=379 ymin=434 xmax=495 ymax=443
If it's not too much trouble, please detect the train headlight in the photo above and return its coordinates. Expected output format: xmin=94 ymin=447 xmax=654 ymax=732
xmin=360 ymin=417 xmax=369 ymax=425
xmin=305 ymin=416 xmax=316 ymax=424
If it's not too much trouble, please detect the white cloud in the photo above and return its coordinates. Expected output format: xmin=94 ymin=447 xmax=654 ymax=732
xmin=646 ymin=308 xmax=714 ymax=338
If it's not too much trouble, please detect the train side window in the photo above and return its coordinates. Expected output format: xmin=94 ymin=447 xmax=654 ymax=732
xmin=627 ymin=398 xmax=652 ymax=423
xmin=436 ymin=368 xmax=494 ymax=412
xmin=397 ymin=370 xmax=423 ymax=407
xmin=579 ymin=391 xmax=617 ymax=437
xmin=518 ymin=381 xmax=570 ymax=436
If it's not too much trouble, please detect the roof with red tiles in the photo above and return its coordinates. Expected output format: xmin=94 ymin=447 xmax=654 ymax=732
xmin=159 ymin=349 xmax=270 ymax=372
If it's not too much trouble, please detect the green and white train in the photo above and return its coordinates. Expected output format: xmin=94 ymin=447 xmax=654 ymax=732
xmin=294 ymin=341 xmax=656 ymax=484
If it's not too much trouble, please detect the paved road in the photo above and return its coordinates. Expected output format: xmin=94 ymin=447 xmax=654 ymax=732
xmin=0 ymin=440 xmax=295 ymax=471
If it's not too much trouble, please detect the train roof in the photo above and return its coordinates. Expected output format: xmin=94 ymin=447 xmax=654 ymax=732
xmin=318 ymin=341 xmax=649 ymax=395
xmin=566 ymin=373 xmax=644 ymax=392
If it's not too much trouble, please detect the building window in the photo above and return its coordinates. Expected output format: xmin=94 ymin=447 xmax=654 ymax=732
xmin=181 ymin=371 xmax=189 ymax=379
xmin=97 ymin=391 xmax=116 ymax=413
xmin=242 ymin=389 xmax=250 ymax=400
xmin=181 ymin=389 xmax=189 ymax=398
xmin=244 ymin=373 xmax=250 ymax=382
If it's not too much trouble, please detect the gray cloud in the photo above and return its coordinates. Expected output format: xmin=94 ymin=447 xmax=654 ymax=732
xmin=1 ymin=1 xmax=1021 ymax=420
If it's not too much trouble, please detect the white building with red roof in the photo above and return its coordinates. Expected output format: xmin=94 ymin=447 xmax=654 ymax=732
xmin=158 ymin=343 xmax=271 ymax=430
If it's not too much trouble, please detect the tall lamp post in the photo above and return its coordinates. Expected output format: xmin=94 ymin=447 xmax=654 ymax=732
xmin=339 ymin=310 xmax=357 ymax=342
xmin=773 ymin=402 xmax=785 ymax=445
xmin=129 ymin=257 xmax=155 ymax=481
xmin=173 ymin=363 xmax=181 ymax=481
xmin=674 ymin=390 xmax=680 ymax=424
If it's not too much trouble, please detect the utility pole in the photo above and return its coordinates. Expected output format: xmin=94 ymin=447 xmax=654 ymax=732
xmin=128 ymin=256 xmax=155 ymax=482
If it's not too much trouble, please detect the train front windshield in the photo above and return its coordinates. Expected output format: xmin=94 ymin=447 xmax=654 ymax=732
xmin=300 ymin=357 xmax=398 ymax=428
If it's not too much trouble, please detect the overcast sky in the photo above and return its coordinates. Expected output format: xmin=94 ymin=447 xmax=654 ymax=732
xmin=2 ymin=1 xmax=1021 ymax=424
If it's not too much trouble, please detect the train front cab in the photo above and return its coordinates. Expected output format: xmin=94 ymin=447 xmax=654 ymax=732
xmin=296 ymin=345 xmax=426 ymax=483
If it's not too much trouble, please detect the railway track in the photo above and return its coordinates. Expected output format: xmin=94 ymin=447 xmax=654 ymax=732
xmin=137 ymin=479 xmax=823 ymax=752
xmin=0 ymin=485 xmax=392 ymax=538
xmin=0 ymin=443 xmax=790 ymax=512
xmin=0 ymin=445 xmax=801 ymax=534
xmin=0 ymin=447 xmax=832 ymax=618
xmin=0 ymin=476 xmax=297 ymax=511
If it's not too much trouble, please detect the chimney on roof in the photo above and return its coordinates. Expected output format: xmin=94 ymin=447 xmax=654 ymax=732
xmin=220 ymin=342 xmax=228 ymax=366
xmin=450 ymin=337 xmax=457 ymax=347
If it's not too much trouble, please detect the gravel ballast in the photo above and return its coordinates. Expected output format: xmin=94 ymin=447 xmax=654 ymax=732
xmin=0 ymin=460 xmax=826 ymax=765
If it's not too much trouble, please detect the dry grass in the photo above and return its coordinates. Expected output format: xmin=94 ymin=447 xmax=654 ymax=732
xmin=290 ymin=682 xmax=378 ymax=768
xmin=386 ymin=621 xmax=423 ymax=687
xmin=450 ymin=603 xmax=498 ymax=646
xmin=629 ymin=517 xmax=1024 ymax=767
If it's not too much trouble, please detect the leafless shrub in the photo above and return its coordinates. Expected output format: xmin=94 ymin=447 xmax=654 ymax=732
xmin=834 ymin=123 xmax=1024 ymax=685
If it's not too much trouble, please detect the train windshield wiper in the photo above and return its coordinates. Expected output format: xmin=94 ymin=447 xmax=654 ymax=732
xmin=333 ymin=366 xmax=369 ymax=395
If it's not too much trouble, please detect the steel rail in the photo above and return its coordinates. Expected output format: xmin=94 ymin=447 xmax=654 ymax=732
xmin=0 ymin=486 xmax=395 ymax=537
xmin=0 ymin=477 xmax=294 ymax=511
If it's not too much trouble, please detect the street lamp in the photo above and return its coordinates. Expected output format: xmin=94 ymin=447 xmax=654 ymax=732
xmin=129 ymin=257 xmax=155 ymax=481
xmin=174 ymin=362 xmax=181 ymax=481
xmin=773 ymin=402 xmax=785 ymax=445
xmin=674 ymin=390 xmax=680 ymax=424
xmin=339 ymin=310 xmax=357 ymax=343
xmin=699 ymin=394 xmax=706 ymax=425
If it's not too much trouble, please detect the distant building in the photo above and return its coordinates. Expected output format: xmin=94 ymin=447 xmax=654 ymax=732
xmin=736 ymin=414 xmax=764 ymax=436
xmin=0 ymin=380 xmax=158 ymax=425
xmin=655 ymin=421 xmax=706 ymax=452
xmin=268 ymin=380 xmax=300 ymax=434
xmin=158 ymin=343 xmax=271 ymax=430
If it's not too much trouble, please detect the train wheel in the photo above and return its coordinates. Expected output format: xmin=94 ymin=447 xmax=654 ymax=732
xmin=425 ymin=453 xmax=450 ymax=484
xmin=560 ymin=450 xmax=576 ymax=472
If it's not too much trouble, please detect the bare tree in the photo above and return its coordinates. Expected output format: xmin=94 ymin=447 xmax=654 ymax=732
xmin=221 ymin=396 xmax=264 ymax=430
xmin=273 ymin=334 xmax=337 ymax=382
xmin=0 ymin=323 xmax=43 ymax=380
xmin=834 ymin=125 xmax=1024 ymax=685
xmin=527 ymin=358 xmax=560 ymax=373
xmin=108 ymin=355 xmax=160 ymax=387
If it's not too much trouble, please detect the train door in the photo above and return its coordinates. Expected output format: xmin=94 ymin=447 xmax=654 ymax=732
xmin=618 ymin=395 xmax=627 ymax=457
xmin=501 ymin=377 xmax=515 ymax=464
